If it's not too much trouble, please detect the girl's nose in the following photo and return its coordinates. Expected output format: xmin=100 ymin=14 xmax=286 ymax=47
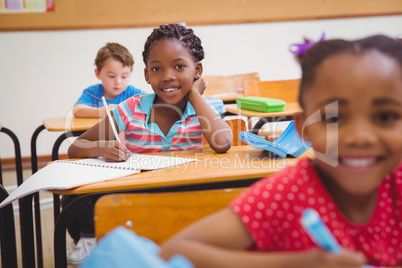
xmin=343 ymin=119 xmax=377 ymax=146
xmin=162 ymin=69 xmax=175 ymax=81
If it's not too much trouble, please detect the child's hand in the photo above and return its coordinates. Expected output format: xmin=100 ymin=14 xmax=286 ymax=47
xmin=99 ymin=140 xmax=131 ymax=162
xmin=187 ymin=77 xmax=206 ymax=100
xmin=305 ymin=248 xmax=366 ymax=268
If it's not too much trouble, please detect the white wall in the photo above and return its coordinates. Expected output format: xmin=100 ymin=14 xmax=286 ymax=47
xmin=1 ymin=15 xmax=402 ymax=158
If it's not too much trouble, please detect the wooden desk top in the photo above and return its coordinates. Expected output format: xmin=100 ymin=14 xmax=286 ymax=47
xmin=53 ymin=146 xmax=304 ymax=195
xmin=43 ymin=117 xmax=102 ymax=132
xmin=225 ymin=102 xmax=302 ymax=118
xmin=211 ymin=92 xmax=244 ymax=102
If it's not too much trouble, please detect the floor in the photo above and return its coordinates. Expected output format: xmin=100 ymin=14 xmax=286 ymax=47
xmin=1 ymin=169 xmax=77 ymax=268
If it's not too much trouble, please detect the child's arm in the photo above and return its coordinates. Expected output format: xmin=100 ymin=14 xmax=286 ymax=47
xmin=68 ymin=113 xmax=131 ymax=162
xmin=72 ymin=103 xmax=116 ymax=118
xmin=186 ymin=78 xmax=232 ymax=153
xmin=159 ymin=208 xmax=366 ymax=268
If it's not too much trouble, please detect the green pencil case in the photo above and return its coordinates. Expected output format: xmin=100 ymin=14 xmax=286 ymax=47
xmin=236 ymin=96 xmax=286 ymax=112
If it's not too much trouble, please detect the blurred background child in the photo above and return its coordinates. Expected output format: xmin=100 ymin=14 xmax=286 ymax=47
xmin=72 ymin=42 xmax=145 ymax=118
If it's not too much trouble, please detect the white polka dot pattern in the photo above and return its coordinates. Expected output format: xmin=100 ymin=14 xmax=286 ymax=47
xmin=229 ymin=158 xmax=402 ymax=266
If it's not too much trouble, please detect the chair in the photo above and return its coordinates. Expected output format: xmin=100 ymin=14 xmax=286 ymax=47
xmin=94 ymin=187 xmax=246 ymax=243
xmin=243 ymin=79 xmax=300 ymax=138
xmin=203 ymin=72 xmax=260 ymax=101
xmin=243 ymin=79 xmax=300 ymax=103
xmin=0 ymin=124 xmax=23 ymax=267
xmin=202 ymin=118 xmax=247 ymax=148
xmin=0 ymin=185 xmax=18 ymax=268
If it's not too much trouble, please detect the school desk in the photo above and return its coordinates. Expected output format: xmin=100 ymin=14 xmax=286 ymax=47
xmin=224 ymin=102 xmax=302 ymax=134
xmin=31 ymin=117 xmax=101 ymax=171
xmin=51 ymin=145 xmax=301 ymax=267
xmin=31 ymin=118 xmax=101 ymax=210
xmin=209 ymin=92 xmax=244 ymax=104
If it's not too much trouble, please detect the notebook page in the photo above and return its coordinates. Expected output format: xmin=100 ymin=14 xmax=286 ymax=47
xmin=0 ymin=154 xmax=198 ymax=208
xmin=0 ymin=162 xmax=140 ymax=208
xmin=66 ymin=154 xmax=198 ymax=171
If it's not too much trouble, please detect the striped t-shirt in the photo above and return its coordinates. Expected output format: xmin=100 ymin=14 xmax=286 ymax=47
xmin=113 ymin=93 xmax=211 ymax=153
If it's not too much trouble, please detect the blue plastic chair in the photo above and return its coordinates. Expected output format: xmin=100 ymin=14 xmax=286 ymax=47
xmin=80 ymin=227 xmax=194 ymax=268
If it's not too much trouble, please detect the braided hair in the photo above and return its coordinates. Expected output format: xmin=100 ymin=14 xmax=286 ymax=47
xmin=142 ymin=24 xmax=204 ymax=65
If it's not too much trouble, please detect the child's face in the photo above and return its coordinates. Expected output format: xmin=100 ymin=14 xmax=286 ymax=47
xmin=144 ymin=39 xmax=202 ymax=106
xmin=296 ymin=51 xmax=402 ymax=196
xmin=95 ymin=58 xmax=132 ymax=99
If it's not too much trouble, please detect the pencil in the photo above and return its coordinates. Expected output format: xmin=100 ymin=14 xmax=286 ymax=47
xmin=101 ymin=96 xmax=121 ymax=143
xmin=86 ymin=92 xmax=102 ymax=102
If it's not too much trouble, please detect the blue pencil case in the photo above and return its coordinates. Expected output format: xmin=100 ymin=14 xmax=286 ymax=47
xmin=239 ymin=121 xmax=311 ymax=158
xmin=205 ymin=97 xmax=224 ymax=114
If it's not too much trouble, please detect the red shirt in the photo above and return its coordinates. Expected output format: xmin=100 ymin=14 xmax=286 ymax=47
xmin=230 ymin=158 xmax=402 ymax=266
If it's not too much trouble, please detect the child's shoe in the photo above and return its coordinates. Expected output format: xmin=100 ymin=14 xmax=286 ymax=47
xmin=67 ymin=237 xmax=97 ymax=265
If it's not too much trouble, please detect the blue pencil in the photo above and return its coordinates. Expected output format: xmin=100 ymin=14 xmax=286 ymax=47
xmin=301 ymin=208 xmax=382 ymax=268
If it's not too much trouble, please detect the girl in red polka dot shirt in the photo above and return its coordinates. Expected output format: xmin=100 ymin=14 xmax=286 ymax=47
xmin=160 ymin=35 xmax=402 ymax=268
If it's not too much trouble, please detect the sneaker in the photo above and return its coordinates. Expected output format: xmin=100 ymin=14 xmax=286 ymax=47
xmin=66 ymin=240 xmax=76 ymax=259
xmin=67 ymin=237 xmax=97 ymax=265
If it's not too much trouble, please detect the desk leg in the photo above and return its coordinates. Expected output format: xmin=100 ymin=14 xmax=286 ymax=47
xmin=3 ymin=127 xmax=37 ymax=267
xmin=30 ymin=124 xmax=46 ymax=268
xmin=21 ymin=194 xmax=36 ymax=268
xmin=54 ymin=194 xmax=100 ymax=268
xmin=51 ymin=131 xmax=85 ymax=224
xmin=30 ymin=124 xmax=46 ymax=174
xmin=0 ymin=186 xmax=18 ymax=268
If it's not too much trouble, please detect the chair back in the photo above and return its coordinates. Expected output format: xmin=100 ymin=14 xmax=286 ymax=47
xmin=202 ymin=118 xmax=247 ymax=148
xmin=243 ymin=79 xmax=300 ymax=103
xmin=94 ymin=187 xmax=246 ymax=243
xmin=204 ymin=72 xmax=260 ymax=98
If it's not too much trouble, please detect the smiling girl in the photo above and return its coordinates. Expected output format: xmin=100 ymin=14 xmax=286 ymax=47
xmin=65 ymin=24 xmax=232 ymax=264
xmin=69 ymin=24 xmax=232 ymax=160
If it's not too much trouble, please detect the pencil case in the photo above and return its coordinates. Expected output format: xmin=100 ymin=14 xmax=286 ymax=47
xmin=236 ymin=96 xmax=286 ymax=112
xmin=205 ymin=97 xmax=224 ymax=114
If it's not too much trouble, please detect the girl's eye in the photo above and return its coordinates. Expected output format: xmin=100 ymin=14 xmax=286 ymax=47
xmin=122 ymin=76 xmax=128 ymax=79
xmin=151 ymin=67 xmax=160 ymax=72
xmin=321 ymin=110 xmax=341 ymax=125
xmin=323 ymin=116 xmax=340 ymax=124
xmin=175 ymin=64 xmax=185 ymax=70
xmin=375 ymin=112 xmax=399 ymax=125
xmin=108 ymin=76 xmax=115 ymax=79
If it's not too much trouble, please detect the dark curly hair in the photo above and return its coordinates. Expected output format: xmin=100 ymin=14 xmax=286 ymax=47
xmin=142 ymin=24 xmax=204 ymax=65
xmin=299 ymin=35 xmax=402 ymax=108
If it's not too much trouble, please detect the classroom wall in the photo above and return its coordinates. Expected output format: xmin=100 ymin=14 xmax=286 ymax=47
xmin=1 ymin=15 xmax=402 ymax=158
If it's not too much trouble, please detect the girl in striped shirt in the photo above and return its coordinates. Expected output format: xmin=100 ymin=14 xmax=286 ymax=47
xmin=65 ymin=24 xmax=233 ymax=264
xmin=69 ymin=23 xmax=232 ymax=160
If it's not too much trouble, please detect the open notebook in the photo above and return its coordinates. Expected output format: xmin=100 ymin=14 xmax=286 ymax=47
xmin=0 ymin=154 xmax=197 ymax=208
